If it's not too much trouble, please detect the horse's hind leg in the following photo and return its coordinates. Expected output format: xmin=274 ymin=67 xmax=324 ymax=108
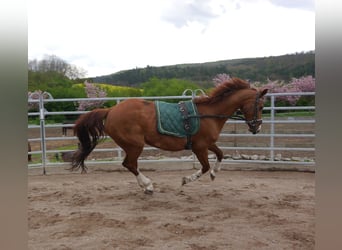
xmin=208 ymin=143 xmax=223 ymax=181
xmin=122 ymin=146 xmax=154 ymax=194
xmin=182 ymin=148 xmax=210 ymax=185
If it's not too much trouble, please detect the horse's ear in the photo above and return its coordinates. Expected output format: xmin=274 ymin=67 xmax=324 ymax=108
xmin=259 ymin=88 xmax=268 ymax=97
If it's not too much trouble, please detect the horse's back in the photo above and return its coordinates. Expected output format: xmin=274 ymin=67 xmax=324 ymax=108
xmin=110 ymin=98 xmax=155 ymax=118
xmin=105 ymin=98 xmax=156 ymax=134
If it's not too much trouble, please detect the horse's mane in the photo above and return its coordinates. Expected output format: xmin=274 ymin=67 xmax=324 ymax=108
xmin=194 ymin=77 xmax=252 ymax=104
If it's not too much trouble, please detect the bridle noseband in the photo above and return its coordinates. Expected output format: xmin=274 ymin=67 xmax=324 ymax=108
xmin=245 ymin=92 xmax=262 ymax=134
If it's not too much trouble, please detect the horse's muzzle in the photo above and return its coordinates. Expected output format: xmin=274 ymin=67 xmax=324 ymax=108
xmin=249 ymin=126 xmax=261 ymax=134
xmin=246 ymin=119 xmax=262 ymax=134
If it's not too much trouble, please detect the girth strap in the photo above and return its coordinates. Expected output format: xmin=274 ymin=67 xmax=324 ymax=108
xmin=178 ymin=101 xmax=193 ymax=150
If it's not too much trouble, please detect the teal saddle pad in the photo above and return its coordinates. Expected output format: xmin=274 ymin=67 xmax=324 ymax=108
xmin=155 ymin=100 xmax=200 ymax=137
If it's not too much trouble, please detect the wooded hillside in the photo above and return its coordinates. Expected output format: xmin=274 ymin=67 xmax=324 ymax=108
xmin=91 ymin=51 xmax=314 ymax=88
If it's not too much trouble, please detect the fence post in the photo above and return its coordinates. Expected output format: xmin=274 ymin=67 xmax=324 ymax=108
xmin=270 ymin=95 xmax=275 ymax=161
xmin=38 ymin=94 xmax=47 ymax=174
xmin=38 ymin=92 xmax=53 ymax=175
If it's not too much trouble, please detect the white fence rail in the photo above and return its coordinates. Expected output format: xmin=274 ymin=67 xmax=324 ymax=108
xmin=28 ymin=92 xmax=315 ymax=173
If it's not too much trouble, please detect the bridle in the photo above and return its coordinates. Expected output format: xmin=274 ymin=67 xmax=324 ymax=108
xmin=178 ymin=91 xmax=262 ymax=149
xmin=187 ymin=91 xmax=262 ymax=133
xmin=245 ymin=91 xmax=262 ymax=134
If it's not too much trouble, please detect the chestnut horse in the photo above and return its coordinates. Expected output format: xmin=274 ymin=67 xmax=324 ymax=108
xmin=71 ymin=78 xmax=268 ymax=194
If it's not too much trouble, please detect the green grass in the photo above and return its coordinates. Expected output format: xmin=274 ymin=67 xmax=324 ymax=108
xmin=263 ymin=111 xmax=315 ymax=118
xmin=274 ymin=111 xmax=315 ymax=117
xmin=56 ymin=145 xmax=79 ymax=151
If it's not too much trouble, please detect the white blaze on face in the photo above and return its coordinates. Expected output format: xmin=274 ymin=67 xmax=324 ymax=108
xmin=248 ymin=122 xmax=262 ymax=134
xmin=256 ymin=124 xmax=261 ymax=133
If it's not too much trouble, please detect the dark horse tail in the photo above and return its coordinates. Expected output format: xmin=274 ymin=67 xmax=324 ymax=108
xmin=70 ymin=108 xmax=110 ymax=173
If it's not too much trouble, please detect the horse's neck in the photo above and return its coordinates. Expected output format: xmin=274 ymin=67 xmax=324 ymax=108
xmin=200 ymin=90 xmax=249 ymax=116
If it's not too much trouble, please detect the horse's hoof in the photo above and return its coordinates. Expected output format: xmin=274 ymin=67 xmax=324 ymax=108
xmin=144 ymin=189 xmax=153 ymax=195
xmin=210 ymin=173 xmax=216 ymax=181
xmin=181 ymin=177 xmax=187 ymax=186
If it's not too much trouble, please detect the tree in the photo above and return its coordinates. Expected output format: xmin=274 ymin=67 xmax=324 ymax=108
xmin=65 ymin=64 xmax=87 ymax=79
xmin=28 ymin=54 xmax=87 ymax=79
xmin=262 ymin=76 xmax=315 ymax=106
xmin=77 ymin=81 xmax=107 ymax=111
xmin=289 ymin=75 xmax=315 ymax=92
xmin=212 ymin=73 xmax=231 ymax=86
xmin=288 ymin=76 xmax=315 ymax=106
xmin=142 ymin=77 xmax=199 ymax=98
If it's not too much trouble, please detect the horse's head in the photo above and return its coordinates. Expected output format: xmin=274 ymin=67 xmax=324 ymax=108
xmin=240 ymin=88 xmax=268 ymax=134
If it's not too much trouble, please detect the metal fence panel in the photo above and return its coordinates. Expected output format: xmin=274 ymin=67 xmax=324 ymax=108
xmin=28 ymin=92 xmax=315 ymax=172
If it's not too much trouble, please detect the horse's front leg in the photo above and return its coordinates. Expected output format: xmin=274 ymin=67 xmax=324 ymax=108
xmin=182 ymin=148 xmax=210 ymax=185
xmin=208 ymin=143 xmax=223 ymax=181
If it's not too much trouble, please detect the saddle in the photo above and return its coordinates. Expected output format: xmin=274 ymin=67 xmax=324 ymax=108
xmin=155 ymin=100 xmax=200 ymax=149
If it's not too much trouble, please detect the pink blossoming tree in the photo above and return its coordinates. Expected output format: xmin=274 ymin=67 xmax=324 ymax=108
xmin=263 ymin=76 xmax=315 ymax=106
xmin=77 ymin=81 xmax=107 ymax=111
xmin=212 ymin=73 xmax=231 ymax=86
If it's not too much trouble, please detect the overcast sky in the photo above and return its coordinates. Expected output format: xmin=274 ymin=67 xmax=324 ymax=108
xmin=28 ymin=0 xmax=315 ymax=77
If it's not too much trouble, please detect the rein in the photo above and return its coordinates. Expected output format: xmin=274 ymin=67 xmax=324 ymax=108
xmin=189 ymin=91 xmax=261 ymax=123
xmin=188 ymin=113 xmax=246 ymax=121
xmin=178 ymin=91 xmax=262 ymax=149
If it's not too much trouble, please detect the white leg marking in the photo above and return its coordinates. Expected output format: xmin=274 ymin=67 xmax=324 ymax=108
xmin=210 ymin=160 xmax=221 ymax=181
xmin=182 ymin=170 xmax=202 ymax=185
xmin=136 ymin=172 xmax=154 ymax=193
xmin=214 ymin=160 xmax=222 ymax=172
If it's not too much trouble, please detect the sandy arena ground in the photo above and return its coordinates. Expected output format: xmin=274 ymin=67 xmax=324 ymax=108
xmin=28 ymin=166 xmax=315 ymax=250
